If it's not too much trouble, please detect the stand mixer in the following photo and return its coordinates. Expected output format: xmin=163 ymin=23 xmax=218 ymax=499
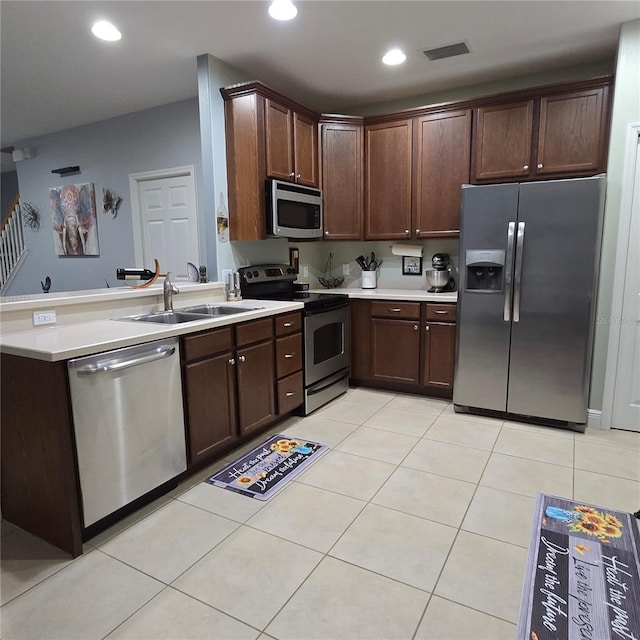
xmin=426 ymin=253 xmax=455 ymax=292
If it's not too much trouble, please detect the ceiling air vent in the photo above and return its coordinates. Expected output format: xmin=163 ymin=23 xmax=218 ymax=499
xmin=423 ymin=42 xmax=470 ymax=61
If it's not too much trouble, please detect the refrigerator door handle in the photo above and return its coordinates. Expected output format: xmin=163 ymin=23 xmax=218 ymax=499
xmin=513 ymin=221 xmax=526 ymax=322
xmin=504 ymin=222 xmax=516 ymax=322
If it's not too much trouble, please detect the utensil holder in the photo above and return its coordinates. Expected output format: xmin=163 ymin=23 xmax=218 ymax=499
xmin=361 ymin=271 xmax=377 ymax=289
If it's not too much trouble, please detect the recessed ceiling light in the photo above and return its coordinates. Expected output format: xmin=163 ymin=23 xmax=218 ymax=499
xmin=382 ymin=49 xmax=406 ymax=66
xmin=91 ymin=21 xmax=122 ymax=42
xmin=268 ymin=0 xmax=297 ymax=21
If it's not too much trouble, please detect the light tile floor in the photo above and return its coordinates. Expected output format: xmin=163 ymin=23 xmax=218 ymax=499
xmin=2 ymin=388 xmax=639 ymax=640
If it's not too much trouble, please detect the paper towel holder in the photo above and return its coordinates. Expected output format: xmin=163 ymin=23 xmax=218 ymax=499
xmin=390 ymin=243 xmax=423 ymax=258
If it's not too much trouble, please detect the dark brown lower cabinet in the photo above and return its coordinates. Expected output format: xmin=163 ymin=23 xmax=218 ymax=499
xmin=236 ymin=339 xmax=276 ymax=436
xmin=423 ymin=322 xmax=456 ymax=388
xmin=371 ymin=318 xmax=420 ymax=384
xmin=352 ymin=300 xmax=457 ymax=396
xmin=184 ymin=351 xmax=238 ymax=466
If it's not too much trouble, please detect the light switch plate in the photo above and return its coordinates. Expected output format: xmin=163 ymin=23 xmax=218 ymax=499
xmin=342 ymin=263 xmax=350 ymax=276
xmin=221 ymin=268 xmax=233 ymax=284
xmin=303 ymin=265 xmax=309 ymax=278
xmin=33 ymin=310 xmax=57 ymax=325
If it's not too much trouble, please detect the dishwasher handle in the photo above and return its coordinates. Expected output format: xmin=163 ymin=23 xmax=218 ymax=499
xmin=75 ymin=345 xmax=176 ymax=375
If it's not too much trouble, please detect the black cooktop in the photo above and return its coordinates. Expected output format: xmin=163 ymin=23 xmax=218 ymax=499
xmin=238 ymin=264 xmax=347 ymax=313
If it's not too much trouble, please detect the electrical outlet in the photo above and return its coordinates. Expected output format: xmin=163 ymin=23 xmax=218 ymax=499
xmin=303 ymin=265 xmax=309 ymax=278
xmin=221 ymin=268 xmax=233 ymax=284
xmin=33 ymin=310 xmax=56 ymax=326
xmin=342 ymin=263 xmax=350 ymax=276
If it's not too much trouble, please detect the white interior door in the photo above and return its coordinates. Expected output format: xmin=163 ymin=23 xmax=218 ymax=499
xmin=609 ymin=128 xmax=640 ymax=432
xmin=136 ymin=170 xmax=199 ymax=280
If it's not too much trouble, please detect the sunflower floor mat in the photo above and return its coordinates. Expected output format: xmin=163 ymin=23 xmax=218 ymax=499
xmin=516 ymin=493 xmax=640 ymax=640
xmin=205 ymin=434 xmax=328 ymax=500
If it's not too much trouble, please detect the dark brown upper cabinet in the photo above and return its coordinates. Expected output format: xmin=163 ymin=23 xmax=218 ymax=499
xmin=319 ymin=116 xmax=364 ymax=240
xmin=221 ymin=82 xmax=319 ymax=241
xmin=365 ymin=119 xmax=413 ymax=240
xmin=413 ymin=109 xmax=471 ymax=237
xmin=472 ymin=82 xmax=610 ymax=182
xmin=536 ymin=87 xmax=608 ymax=175
xmin=473 ymin=100 xmax=534 ymax=181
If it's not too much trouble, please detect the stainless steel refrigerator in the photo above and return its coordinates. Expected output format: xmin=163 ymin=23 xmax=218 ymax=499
xmin=453 ymin=175 xmax=606 ymax=429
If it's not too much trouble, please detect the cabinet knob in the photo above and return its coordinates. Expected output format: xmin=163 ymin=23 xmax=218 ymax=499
xmin=413 ymin=325 xmax=418 ymax=331
xmin=289 ymin=172 xmax=295 ymax=179
xmin=523 ymin=165 xmax=529 ymax=171
xmin=295 ymin=173 xmax=301 ymax=181
xmin=404 ymin=229 xmax=410 ymax=235
xmin=238 ymin=355 xmax=246 ymax=363
xmin=284 ymin=353 xmax=295 ymax=359
xmin=228 ymin=358 xmax=236 ymax=365
xmin=325 ymin=231 xmax=329 ymax=236
xmin=425 ymin=325 xmax=430 ymax=331
xmin=285 ymin=391 xmax=296 ymax=397
xmin=416 ymin=229 xmax=420 ymax=234
xmin=537 ymin=163 xmax=543 ymax=169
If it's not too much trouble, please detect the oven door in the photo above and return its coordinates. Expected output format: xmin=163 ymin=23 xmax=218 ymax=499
xmin=304 ymin=304 xmax=350 ymax=386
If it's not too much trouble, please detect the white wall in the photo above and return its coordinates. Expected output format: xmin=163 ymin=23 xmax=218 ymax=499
xmin=7 ymin=99 xmax=202 ymax=295
xmin=590 ymin=19 xmax=640 ymax=410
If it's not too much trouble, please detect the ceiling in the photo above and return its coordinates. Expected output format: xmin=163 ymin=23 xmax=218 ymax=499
xmin=1 ymin=0 xmax=639 ymax=150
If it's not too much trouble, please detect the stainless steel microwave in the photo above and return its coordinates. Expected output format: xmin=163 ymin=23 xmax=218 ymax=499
xmin=266 ymin=178 xmax=323 ymax=239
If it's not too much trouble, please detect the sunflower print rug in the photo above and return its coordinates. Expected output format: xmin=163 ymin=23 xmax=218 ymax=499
xmin=516 ymin=493 xmax=640 ymax=640
xmin=206 ymin=434 xmax=328 ymax=500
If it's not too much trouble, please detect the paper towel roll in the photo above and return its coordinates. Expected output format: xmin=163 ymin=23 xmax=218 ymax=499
xmin=391 ymin=244 xmax=423 ymax=258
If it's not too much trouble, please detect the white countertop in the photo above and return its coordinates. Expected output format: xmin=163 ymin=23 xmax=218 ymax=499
xmin=308 ymin=288 xmax=457 ymax=303
xmin=0 ymin=300 xmax=303 ymax=362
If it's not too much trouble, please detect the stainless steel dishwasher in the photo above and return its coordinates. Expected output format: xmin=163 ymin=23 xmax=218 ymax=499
xmin=67 ymin=337 xmax=186 ymax=527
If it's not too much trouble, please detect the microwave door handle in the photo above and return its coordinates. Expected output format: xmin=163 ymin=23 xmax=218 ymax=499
xmin=513 ymin=222 xmax=525 ymax=323
xmin=504 ymin=222 xmax=516 ymax=322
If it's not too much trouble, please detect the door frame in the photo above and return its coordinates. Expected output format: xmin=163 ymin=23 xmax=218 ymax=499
xmin=601 ymin=122 xmax=640 ymax=429
xmin=129 ymin=165 xmax=199 ymax=268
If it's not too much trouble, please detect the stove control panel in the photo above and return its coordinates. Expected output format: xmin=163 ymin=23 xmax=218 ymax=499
xmin=239 ymin=264 xmax=297 ymax=284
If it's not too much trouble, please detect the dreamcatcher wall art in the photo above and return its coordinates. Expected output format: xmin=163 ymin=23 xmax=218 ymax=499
xmin=50 ymin=182 xmax=99 ymax=256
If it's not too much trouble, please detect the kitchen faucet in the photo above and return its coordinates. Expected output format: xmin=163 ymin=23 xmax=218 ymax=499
xmin=163 ymin=272 xmax=179 ymax=310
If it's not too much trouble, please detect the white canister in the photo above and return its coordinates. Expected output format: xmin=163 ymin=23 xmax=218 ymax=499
xmin=361 ymin=271 xmax=377 ymax=289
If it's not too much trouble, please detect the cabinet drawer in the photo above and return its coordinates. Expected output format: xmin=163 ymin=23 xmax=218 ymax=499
xmin=426 ymin=303 xmax=457 ymax=322
xmin=275 ymin=312 xmax=302 ymax=336
xmin=235 ymin=318 xmax=273 ymax=347
xmin=276 ymin=333 xmax=303 ymax=379
xmin=182 ymin=327 xmax=233 ymax=362
xmin=371 ymin=301 xmax=420 ymax=320
xmin=277 ymin=371 xmax=303 ymax=415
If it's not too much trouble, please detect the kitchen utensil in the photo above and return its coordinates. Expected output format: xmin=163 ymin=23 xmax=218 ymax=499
xmin=318 ymin=252 xmax=344 ymax=288
xmin=356 ymin=255 xmax=368 ymax=270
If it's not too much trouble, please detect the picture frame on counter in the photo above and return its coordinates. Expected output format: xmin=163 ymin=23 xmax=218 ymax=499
xmin=402 ymin=256 xmax=422 ymax=275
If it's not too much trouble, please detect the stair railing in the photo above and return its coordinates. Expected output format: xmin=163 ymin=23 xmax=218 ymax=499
xmin=0 ymin=201 xmax=27 ymax=293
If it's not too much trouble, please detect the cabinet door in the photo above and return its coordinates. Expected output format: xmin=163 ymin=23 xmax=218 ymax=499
xmin=365 ymin=120 xmax=412 ymax=239
xmin=371 ymin=318 xmax=420 ymax=384
xmin=536 ymin=87 xmax=607 ymax=176
xmin=320 ymin=122 xmax=363 ymax=240
xmin=350 ymin=299 xmax=371 ymax=381
xmin=473 ymin=101 xmax=534 ymax=180
xmin=236 ymin=339 xmax=276 ymax=436
xmin=414 ymin=110 xmax=471 ymax=236
xmin=184 ymin=353 xmax=238 ymax=466
xmin=422 ymin=323 xmax=456 ymax=389
xmin=265 ymin=99 xmax=294 ymax=181
xmin=293 ymin=111 xmax=318 ymax=187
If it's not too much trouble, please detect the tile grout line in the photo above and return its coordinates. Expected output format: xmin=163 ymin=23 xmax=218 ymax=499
xmin=410 ymin=418 xmax=509 ymax=639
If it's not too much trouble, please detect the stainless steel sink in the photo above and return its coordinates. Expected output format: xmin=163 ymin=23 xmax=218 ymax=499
xmin=115 ymin=305 xmax=264 ymax=325
xmin=178 ymin=304 xmax=264 ymax=316
xmin=117 ymin=311 xmax=210 ymax=324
